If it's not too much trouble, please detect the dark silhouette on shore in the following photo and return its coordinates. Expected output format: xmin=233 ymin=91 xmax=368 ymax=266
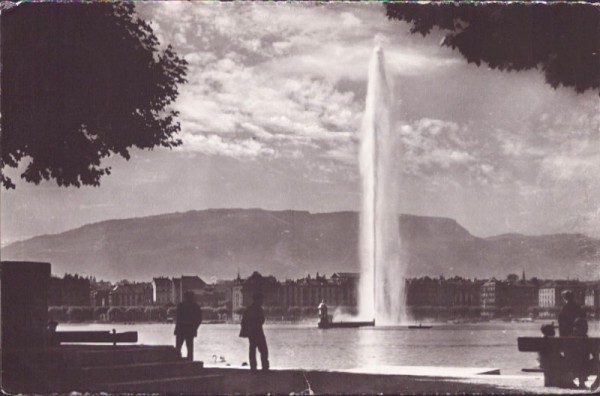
xmin=174 ymin=291 xmax=202 ymax=360
xmin=240 ymin=292 xmax=269 ymax=371
xmin=558 ymin=290 xmax=584 ymax=336
xmin=551 ymin=290 xmax=598 ymax=389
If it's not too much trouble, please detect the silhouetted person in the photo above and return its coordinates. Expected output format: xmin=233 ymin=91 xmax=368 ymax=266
xmin=569 ymin=317 xmax=600 ymax=390
xmin=538 ymin=322 xmax=564 ymax=386
xmin=240 ymin=293 xmax=269 ymax=371
xmin=174 ymin=291 xmax=202 ymax=360
xmin=541 ymin=322 xmax=555 ymax=338
xmin=558 ymin=290 xmax=584 ymax=336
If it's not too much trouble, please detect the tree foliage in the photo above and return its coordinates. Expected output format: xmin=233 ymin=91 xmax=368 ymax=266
xmin=386 ymin=3 xmax=599 ymax=94
xmin=1 ymin=3 xmax=188 ymax=189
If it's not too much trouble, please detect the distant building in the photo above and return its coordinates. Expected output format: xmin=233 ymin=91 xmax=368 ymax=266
xmin=279 ymin=272 xmax=358 ymax=309
xmin=481 ymin=278 xmax=537 ymax=317
xmin=442 ymin=277 xmax=482 ymax=308
xmin=504 ymin=282 xmax=538 ymax=316
xmin=152 ymin=277 xmax=173 ymax=305
xmin=538 ymin=280 xmax=586 ymax=308
xmin=151 ymin=275 xmax=208 ymax=305
xmin=90 ymin=280 xmax=113 ymax=307
xmin=176 ymin=275 xmax=207 ymax=304
xmin=91 ymin=289 xmax=110 ymax=307
xmin=109 ymin=282 xmax=153 ymax=306
xmin=585 ymin=281 xmax=600 ymax=317
xmin=480 ymin=279 xmax=497 ymax=316
xmin=213 ymin=279 xmax=235 ymax=307
xmin=407 ymin=276 xmax=482 ymax=308
xmin=231 ymin=271 xmax=359 ymax=319
xmin=232 ymin=271 xmax=280 ymax=315
xmin=49 ymin=274 xmax=91 ymax=306
xmin=406 ymin=277 xmax=442 ymax=307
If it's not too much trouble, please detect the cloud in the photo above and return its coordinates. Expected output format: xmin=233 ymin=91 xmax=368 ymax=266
xmin=398 ymin=118 xmax=481 ymax=173
xmin=261 ymin=41 xmax=460 ymax=83
xmin=492 ymin=94 xmax=600 ymax=186
xmin=179 ymin=134 xmax=276 ymax=159
xmin=140 ymin=1 xmax=459 ymax=170
xmin=540 ymin=144 xmax=600 ymax=182
xmin=135 ymin=2 xmax=600 ymax=238
xmin=175 ymin=53 xmax=362 ymax=160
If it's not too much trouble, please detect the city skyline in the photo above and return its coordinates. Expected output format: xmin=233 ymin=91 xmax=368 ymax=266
xmin=2 ymin=2 xmax=600 ymax=246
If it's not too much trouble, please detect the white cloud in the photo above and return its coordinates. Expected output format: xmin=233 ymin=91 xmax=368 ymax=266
xmin=140 ymin=1 xmax=459 ymax=171
xmin=179 ymin=134 xmax=276 ymax=159
xmin=135 ymin=1 xmax=600 ymax=237
xmin=398 ymin=119 xmax=479 ymax=171
xmin=540 ymin=146 xmax=600 ymax=182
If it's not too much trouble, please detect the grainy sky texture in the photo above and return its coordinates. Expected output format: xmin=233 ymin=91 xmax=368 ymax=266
xmin=2 ymin=2 xmax=599 ymax=244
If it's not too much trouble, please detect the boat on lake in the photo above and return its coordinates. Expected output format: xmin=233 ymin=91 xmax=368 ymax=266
xmin=408 ymin=323 xmax=432 ymax=329
xmin=318 ymin=320 xmax=375 ymax=329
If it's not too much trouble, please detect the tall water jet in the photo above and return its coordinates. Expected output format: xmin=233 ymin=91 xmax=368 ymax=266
xmin=358 ymin=46 xmax=406 ymax=325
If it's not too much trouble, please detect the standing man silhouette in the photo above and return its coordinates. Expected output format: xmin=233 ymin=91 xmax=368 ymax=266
xmin=558 ymin=289 xmax=584 ymax=336
xmin=240 ymin=292 xmax=269 ymax=371
xmin=174 ymin=291 xmax=203 ymax=360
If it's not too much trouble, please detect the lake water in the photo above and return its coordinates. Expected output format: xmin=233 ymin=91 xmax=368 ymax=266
xmin=60 ymin=321 xmax=600 ymax=376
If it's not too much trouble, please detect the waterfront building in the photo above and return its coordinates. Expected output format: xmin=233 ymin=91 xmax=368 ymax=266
xmin=584 ymin=281 xmax=600 ymax=317
xmin=213 ymin=279 xmax=235 ymax=309
xmin=279 ymin=272 xmax=358 ymax=309
xmin=407 ymin=277 xmax=481 ymax=306
xmin=151 ymin=275 xmax=208 ymax=305
xmin=538 ymin=280 xmax=586 ymax=308
xmin=109 ymin=282 xmax=153 ymax=306
xmin=175 ymin=275 xmax=207 ymax=304
xmin=152 ymin=277 xmax=173 ymax=305
xmin=90 ymin=289 xmax=110 ymax=307
xmin=406 ymin=276 xmax=483 ymax=318
xmin=231 ymin=271 xmax=280 ymax=316
xmin=406 ymin=277 xmax=443 ymax=307
xmin=90 ymin=279 xmax=113 ymax=307
xmin=447 ymin=277 xmax=480 ymax=307
xmin=231 ymin=271 xmax=359 ymax=319
xmin=48 ymin=274 xmax=91 ymax=306
xmin=481 ymin=278 xmax=537 ymax=318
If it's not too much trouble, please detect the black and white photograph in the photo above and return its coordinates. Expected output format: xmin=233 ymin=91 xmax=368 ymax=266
xmin=1 ymin=1 xmax=600 ymax=394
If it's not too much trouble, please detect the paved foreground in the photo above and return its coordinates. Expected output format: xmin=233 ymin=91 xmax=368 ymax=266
xmin=3 ymin=344 xmax=596 ymax=394
xmin=193 ymin=367 xmax=595 ymax=395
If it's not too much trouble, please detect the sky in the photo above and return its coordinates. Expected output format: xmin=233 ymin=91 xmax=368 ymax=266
xmin=2 ymin=2 xmax=600 ymax=244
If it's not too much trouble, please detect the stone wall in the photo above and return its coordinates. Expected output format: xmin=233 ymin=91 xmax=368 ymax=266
xmin=1 ymin=261 xmax=51 ymax=350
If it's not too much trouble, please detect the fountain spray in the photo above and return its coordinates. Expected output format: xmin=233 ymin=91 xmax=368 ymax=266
xmin=358 ymin=46 xmax=406 ymax=325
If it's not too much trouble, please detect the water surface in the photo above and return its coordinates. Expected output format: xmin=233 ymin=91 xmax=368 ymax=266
xmin=61 ymin=321 xmax=600 ymax=375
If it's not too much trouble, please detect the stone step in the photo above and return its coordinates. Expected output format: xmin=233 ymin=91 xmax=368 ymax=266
xmin=92 ymin=374 xmax=224 ymax=393
xmin=79 ymin=361 xmax=205 ymax=384
xmin=69 ymin=345 xmax=181 ymax=367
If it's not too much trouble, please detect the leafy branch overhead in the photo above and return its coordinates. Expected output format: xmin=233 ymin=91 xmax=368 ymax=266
xmin=1 ymin=3 xmax=188 ymax=189
xmin=386 ymin=3 xmax=600 ymax=94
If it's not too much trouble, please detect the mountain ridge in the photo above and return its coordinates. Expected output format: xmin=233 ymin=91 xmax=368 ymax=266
xmin=2 ymin=209 xmax=599 ymax=282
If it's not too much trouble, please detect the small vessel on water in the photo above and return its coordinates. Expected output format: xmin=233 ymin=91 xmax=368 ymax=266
xmin=408 ymin=323 xmax=432 ymax=329
xmin=318 ymin=319 xmax=376 ymax=329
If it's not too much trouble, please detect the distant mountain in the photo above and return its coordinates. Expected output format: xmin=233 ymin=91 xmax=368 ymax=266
xmin=2 ymin=209 xmax=599 ymax=281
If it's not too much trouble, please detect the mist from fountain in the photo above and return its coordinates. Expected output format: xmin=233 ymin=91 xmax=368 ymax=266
xmin=358 ymin=46 xmax=406 ymax=325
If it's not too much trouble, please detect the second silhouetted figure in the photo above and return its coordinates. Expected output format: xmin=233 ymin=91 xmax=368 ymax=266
xmin=174 ymin=291 xmax=203 ymax=360
xmin=240 ymin=292 xmax=270 ymax=371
